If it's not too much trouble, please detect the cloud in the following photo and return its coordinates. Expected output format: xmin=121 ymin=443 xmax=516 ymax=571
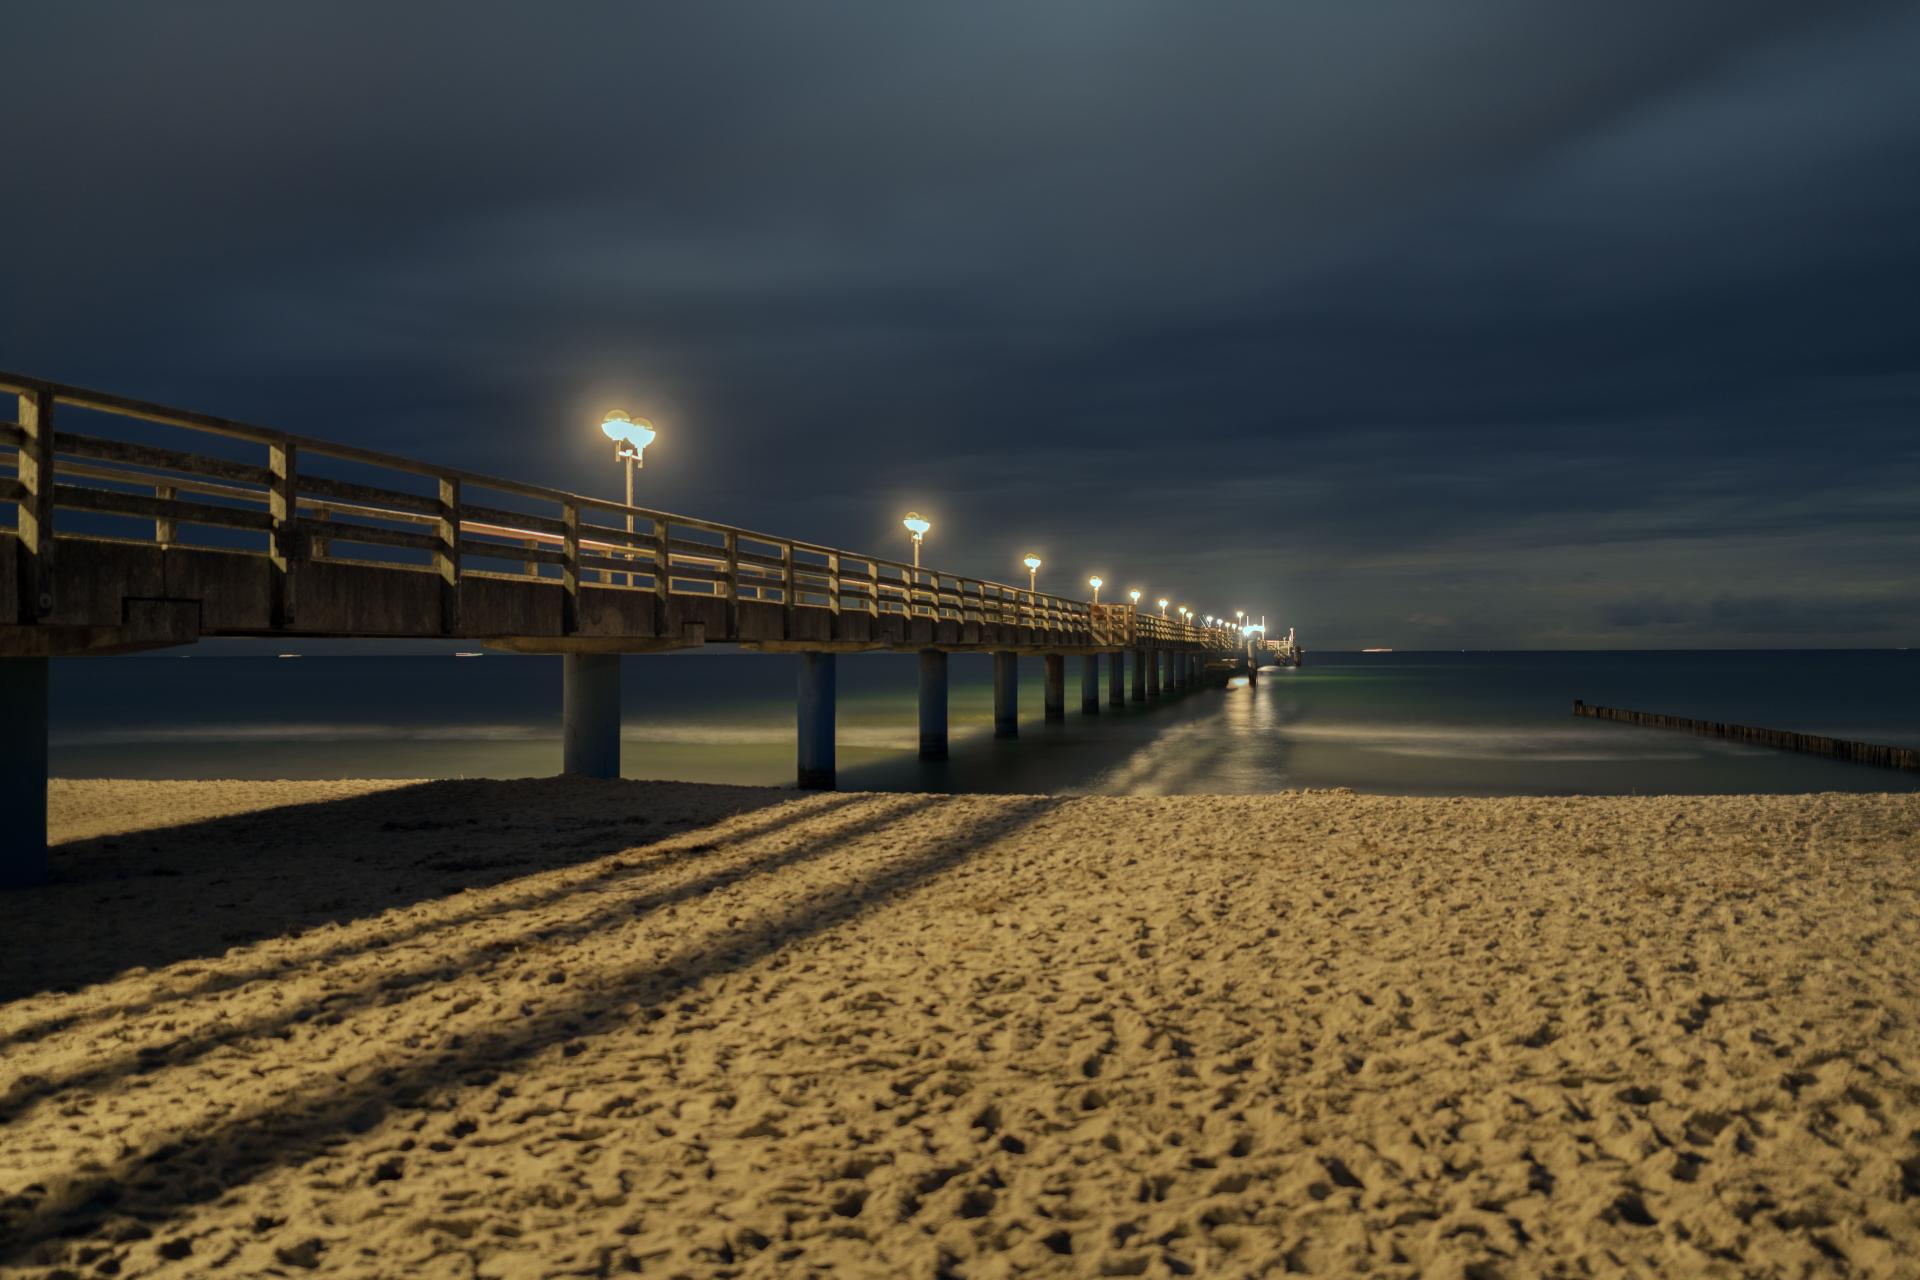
xmin=4 ymin=1 xmax=1916 ymax=647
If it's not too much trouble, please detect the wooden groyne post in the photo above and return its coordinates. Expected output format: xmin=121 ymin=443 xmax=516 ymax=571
xmin=1573 ymin=700 xmax=1920 ymax=772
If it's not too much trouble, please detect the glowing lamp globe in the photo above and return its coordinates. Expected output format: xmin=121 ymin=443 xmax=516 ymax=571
xmin=600 ymin=409 xmax=656 ymax=459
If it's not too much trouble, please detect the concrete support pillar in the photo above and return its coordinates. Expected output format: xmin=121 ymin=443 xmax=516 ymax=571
xmin=1248 ymin=652 xmax=1260 ymax=686
xmin=992 ymin=651 xmax=1019 ymax=738
xmin=1147 ymin=650 xmax=1162 ymax=698
xmin=1191 ymin=654 xmax=1204 ymax=686
xmin=2 ymin=657 xmax=48 ymax=889
xmin=1168 ymin=652 xmax=1183 ymax=693
xmin=918 ymin=650 xmax=948 ymax=760
xmin=798 ymin=652 xmax=837 ymax=788
xmin=1108 ymin=650 xmax=1126 ymax=708
xmin=1081 ymin=653 xmax=1101 ymax=714
xmin=562 ymin=653 xmax=621 ymax=779
xmin=1043 ymin=654 xmax=1065 ymax=723
xmin=1131 ymin=650 xmax=1147 ymax=702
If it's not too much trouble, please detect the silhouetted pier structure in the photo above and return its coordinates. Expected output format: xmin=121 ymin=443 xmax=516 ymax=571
xmin=2 ymin=373 xmax=1270 ymax=886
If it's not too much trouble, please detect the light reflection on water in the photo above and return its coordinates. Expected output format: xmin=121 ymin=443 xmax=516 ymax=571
xmin=48 ymin=650 xmax=1920 ymax=796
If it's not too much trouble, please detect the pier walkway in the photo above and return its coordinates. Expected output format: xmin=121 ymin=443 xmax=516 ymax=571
xmin=2 ymin=373 xmax=1272 ymax=886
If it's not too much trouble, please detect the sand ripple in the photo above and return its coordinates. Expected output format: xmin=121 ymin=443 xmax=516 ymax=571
xmin=3 ymin=781 xmax=1918 ymax=1277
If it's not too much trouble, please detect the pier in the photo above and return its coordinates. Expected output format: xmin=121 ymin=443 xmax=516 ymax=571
xmin=2 ymin=373 xmax=1278 ymax=886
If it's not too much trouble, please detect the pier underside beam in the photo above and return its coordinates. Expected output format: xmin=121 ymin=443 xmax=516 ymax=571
xmin=1044 ymin=654 xmax=1065 ymax=722
xmin=1081 ymin=654 xmax=1101 ymax=714
xmin=561 ymin=653 xmax=621 ymax=779
xmin=918 ymin=650 xmax=948 ymax=760
xmin=1108 ymin=650 xmax=1126 ymax=708
xmin=1131 ymin=650 xmax=1147 ymax=702
xmin=993 ymin=652 xmax=1019 ymax=739
xmin=1 ymin=657 xmax=48 ymax=889
xmin=798 ymin=652 xmax=837 ymax=789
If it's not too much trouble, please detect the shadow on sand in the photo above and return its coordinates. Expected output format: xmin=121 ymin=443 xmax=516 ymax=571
xmin=0 ymin=781 xmax=1054 ymax=1266
xmin=1 ymin=777 xmax=805 ymax=1003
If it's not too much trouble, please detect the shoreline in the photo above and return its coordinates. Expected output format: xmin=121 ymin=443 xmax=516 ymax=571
xmin=4 ymin=779 xmax=1917 ymax=1276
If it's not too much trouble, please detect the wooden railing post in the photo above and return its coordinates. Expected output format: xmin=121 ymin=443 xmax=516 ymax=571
xmin=827 ymin=552 xmax=841 ymax=619
xmin=782 ymin=542 xmax=797 ymax=638
xmin=268 ymin=441 xmax=298 ymax=628
xmin=723 ymin=529 xmax=740 ymax=638
xmin=434 ymin=476 xmax=461 ymax=634
xmin=153 ymin=485 xmax=177 ymax=547
xmin=311 ymin=506 xmax=332 ymax=560
xmin=562 ymin=500 xmax=581 ymax=634
xmin=653 ymin=516 xmax=672 ymax=634
xmin=15 ymin=386 xmax=54 ymax=619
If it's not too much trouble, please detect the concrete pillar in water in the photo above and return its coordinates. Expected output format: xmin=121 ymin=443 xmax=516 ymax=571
xmin=993 ymin=652 xmax=1019 ymax=739
xmin=1081 ymin=653 xmax=1101 ymax=714
xmin=1168 ymin=651 xmax=1183 ymax=693
xmin=1 ymin=657 xmax=48 ymax=889
xmin=1147 ymin=650 xmax=1162 ymax=698
xmin=562 ymin=653 xmax=621 ymax=779
xmin=1108 ymin=649 xmax=1126 ymax=707
xmin=1131 ymin=650 xmax=1147 ymax=702
xmin=1043 ymin=654 xmax=1065 ymax=723
xmin=798 ymin=652 xmax=837 ymax=788
xmin=918 ymin=650 xmax=948 ymax=760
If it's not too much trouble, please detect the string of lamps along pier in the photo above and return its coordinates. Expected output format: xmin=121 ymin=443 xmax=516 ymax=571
xmin=597 ymin=410 xmax=1259 ymax=632
xmin=0 ymin=370 xmax=1290 ymax=886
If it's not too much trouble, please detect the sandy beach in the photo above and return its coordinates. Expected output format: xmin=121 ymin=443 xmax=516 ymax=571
xmin=2 ymin=779 xmax=1917 ymax=1278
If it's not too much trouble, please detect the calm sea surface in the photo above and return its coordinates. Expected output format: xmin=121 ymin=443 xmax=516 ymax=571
xmin=48 ymin=650 xmax=1920 ymax=796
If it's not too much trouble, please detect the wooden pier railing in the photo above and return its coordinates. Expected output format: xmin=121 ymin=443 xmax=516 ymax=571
xmin=0 ymin=371 xmax=1239 ymax=656
xmin=1573 ymin=700 xmax=1920 ymax=772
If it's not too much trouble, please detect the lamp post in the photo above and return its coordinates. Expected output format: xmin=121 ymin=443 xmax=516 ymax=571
xmin=1023 ymin=553 xmax=1042 ymax=594
xmin=1157 ymin=597 xmax=1169 ymax=618
xmin=902 ymin=512 xmax=930 ymax=568
xmin=600 ymin=410 xmax=656 ymax=587
xmin=1129 ymin=589 xmax=1141 ymax=612
xmin=1088 ymin=575 xmax=1103 ymax=604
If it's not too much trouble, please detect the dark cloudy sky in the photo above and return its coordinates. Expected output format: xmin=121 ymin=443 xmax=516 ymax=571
xmin=8 ymin=2 xmax=1918 ymax=647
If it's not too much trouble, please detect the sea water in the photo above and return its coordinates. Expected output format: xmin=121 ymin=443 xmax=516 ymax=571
xmin=47 ymin=649 xmax=1920 ymax=796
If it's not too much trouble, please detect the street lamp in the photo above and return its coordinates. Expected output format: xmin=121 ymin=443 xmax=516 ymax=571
xmin=1023 ymin=553 xmax=1042 ymax=593
xmin=1235 ymin=609 xmax=1245 ymax=629
xmin=1128 ymin=589 xmax=1142 ymax=611
xmin=1157 ymin=597 xmax=1169 ymax=618
xmin=600 ymin=409 xmax=657 ymax=586
xmin=1088 ymin=575 xmax=1103 ymax=604
xmin=902 ymin=512 xmax=931 ymax=568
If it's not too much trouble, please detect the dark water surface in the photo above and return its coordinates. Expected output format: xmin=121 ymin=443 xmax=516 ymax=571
xmin=48 ymin=650 xmax=1920 ymax=796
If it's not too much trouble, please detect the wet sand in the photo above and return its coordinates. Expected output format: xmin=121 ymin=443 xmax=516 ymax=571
xmin=3 ymin=780 xmax=1918 ymax=1277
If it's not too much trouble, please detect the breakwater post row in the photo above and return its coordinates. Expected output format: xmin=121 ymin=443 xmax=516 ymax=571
xmin=1573 ymin=700 xmax=1920 ymax=772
